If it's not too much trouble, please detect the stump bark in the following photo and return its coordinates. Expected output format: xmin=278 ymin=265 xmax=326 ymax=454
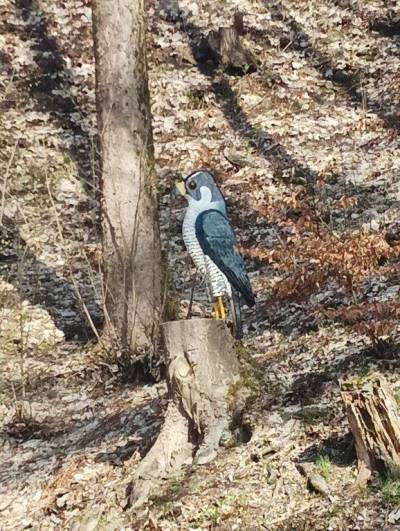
xmin=341 ymin=375 xmax=400 ymax=482
xmin=126 ymin=318 xmax=240 ymax=508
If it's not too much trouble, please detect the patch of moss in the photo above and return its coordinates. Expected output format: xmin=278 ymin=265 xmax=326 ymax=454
xmin=36 ymin=340 xmax=52 ymax=354
xmin=341 ymin=368 xmax=378 ymax=390
xmin=163 ymin=292 xmax=180 ymax=322
xmin=63 ymin=151 xmax=73 ymax=165
xmin=150 ymin=476 xmax=186 ymax=512
xmin=226 ymin=370 xmax=261 ymax=412
xmin=193 ymin=494 xmax=248 ymax=527
xmin=291 ymin=99 xmax=303 ymax=113
xmin=378 ymin=473 xmax=400 ymax=504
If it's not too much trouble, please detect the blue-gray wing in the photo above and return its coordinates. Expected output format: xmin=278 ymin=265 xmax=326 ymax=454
xmin=195 ymin=209 xmax=255 ymax=306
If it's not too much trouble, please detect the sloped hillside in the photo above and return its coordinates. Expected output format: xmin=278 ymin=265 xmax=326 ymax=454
xmin=1 ymin=0 xmax=400 ymax=529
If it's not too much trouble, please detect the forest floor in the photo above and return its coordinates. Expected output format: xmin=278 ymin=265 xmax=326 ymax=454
xmin=1 ymin=0 xmax=400 ymax=529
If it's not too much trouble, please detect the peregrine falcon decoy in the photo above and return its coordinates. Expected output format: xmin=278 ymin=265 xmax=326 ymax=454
xmin=176 ymin=169 xmax=255 ymax=338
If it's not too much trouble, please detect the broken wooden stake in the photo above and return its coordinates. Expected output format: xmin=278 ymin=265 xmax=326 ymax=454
xmin=341 ymin=374 xmax=400 ymax=483
xmin=126 ymin=318 xmax=241 ymax=508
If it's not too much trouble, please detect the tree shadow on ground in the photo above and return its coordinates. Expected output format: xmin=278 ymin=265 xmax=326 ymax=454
xmin=369 ymin=13 xmax=400 ymax=39
xmin=2 ymin=2 xmax=102 ymax=340
xmin=168 ymin=3 xmax=400 ymax=233
xmin=298 ymin=432 xmax=356 ymax=467
xmin=14 ymin=0 xmax=97 ymax=194
xmin=0 ymin=395 xmax=165 ymax=491
xmin=178 ymin=21 xmax=322 ymax=189
xmin=0 ymin=215 xmax=102 ymax=341
xmin=283 ymin=339 xmax=400 ymax=407
xmin=164 ymin=3 xmax=400 ymax=338
xmin=249 ymin=3 xmax=400 ymax=132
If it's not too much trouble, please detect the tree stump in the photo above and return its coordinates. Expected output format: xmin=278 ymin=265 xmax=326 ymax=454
xmin=126 ymin=318 xmax=240 ymax=508
xmin=206 ymin=12 xmax=258 ymax=75
xmin=341 ymin=375 xmax=400 ymax=483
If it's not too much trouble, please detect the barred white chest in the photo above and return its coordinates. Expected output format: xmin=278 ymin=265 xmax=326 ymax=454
xmin=183 ymin=207 xmax=231 ymax=299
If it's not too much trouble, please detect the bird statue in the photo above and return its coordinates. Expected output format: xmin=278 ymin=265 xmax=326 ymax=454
xmin=176 ymin=169 xmax=255 ymax=338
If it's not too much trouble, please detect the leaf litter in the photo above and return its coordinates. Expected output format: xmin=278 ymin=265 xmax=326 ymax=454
xmin=1 ymin=0 xmax=400 ymax=528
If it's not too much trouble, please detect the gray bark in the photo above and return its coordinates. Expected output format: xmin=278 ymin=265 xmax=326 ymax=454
xmin=92 ymin=0 xmax=162 ymax=353
xmin=126 ymin=318 xmax=240 ymax=508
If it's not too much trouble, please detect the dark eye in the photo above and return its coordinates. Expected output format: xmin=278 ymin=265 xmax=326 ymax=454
xmin=188 ymin=180 xmax=197 ymax=191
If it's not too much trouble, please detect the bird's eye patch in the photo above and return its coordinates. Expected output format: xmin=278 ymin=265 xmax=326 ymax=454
xmin=187 ymin=180 xmax=197 ymax=191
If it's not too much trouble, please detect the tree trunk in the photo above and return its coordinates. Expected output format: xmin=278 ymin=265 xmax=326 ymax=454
xmin=126 ymin=318 xmax=241 ymax=508
xmin=92 ymin=0 xmax=162 ymax=354
xmin=341 ymin=375 xmax=400 ymax=482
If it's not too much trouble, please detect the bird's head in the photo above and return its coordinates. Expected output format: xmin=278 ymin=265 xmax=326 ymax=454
xmin=175 ymin=170 xmax=224 ymax=207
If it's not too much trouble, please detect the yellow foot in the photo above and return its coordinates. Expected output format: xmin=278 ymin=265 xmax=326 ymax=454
xmin=218 ymin=296 xmax=226 ymax=320
xmin=213 ymin=296 xmax=226 ymax=320
xmin=213 ymin=302 xmax=220 ymax=319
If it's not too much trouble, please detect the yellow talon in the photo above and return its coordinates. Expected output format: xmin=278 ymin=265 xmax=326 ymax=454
xmin=212 ymin=297 xmax=226 ymax=320
xmin=217 ymin=296 xmax=226 ymax=320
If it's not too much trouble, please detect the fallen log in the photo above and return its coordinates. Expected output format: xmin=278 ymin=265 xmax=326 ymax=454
xmin=341 ymin=374 xmax=400 ymax=484
xmin=126 ymin=318 xmax=241 ymax=508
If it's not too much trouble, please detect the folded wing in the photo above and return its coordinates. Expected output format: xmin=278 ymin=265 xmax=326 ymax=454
xmin=195 ymin=209 xmax=255 ymax=307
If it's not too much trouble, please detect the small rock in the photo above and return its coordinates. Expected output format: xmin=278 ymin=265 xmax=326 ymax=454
xmin=388 ymin=507 xmax=400 ymax=524
xmin=297 ymin=462 xmax=330 ymax=497
xmin=56 ymin=494 xmax=68 ymax=509
xmin=307 ymin=471 xmax=330 ymax=497
xmin=370 ymin=219 xmax=380 ymax=231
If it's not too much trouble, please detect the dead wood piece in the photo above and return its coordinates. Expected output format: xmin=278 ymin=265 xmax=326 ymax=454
xmin=341 ymin=375 xmax=400 ymax=481
xmin=126 ymin=318 xmax=240 ymax=508
xmin=233 ymin=12 xmax=244 ymax=36
xmin=206 ymin=13 xmax=258 ymax=74
xmin=297 ymin=463 xmax=330 ymax=497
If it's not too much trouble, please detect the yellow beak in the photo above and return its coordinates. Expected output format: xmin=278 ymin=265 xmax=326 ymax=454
xmin=175 ymin=180 xmax=186 ymax=196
